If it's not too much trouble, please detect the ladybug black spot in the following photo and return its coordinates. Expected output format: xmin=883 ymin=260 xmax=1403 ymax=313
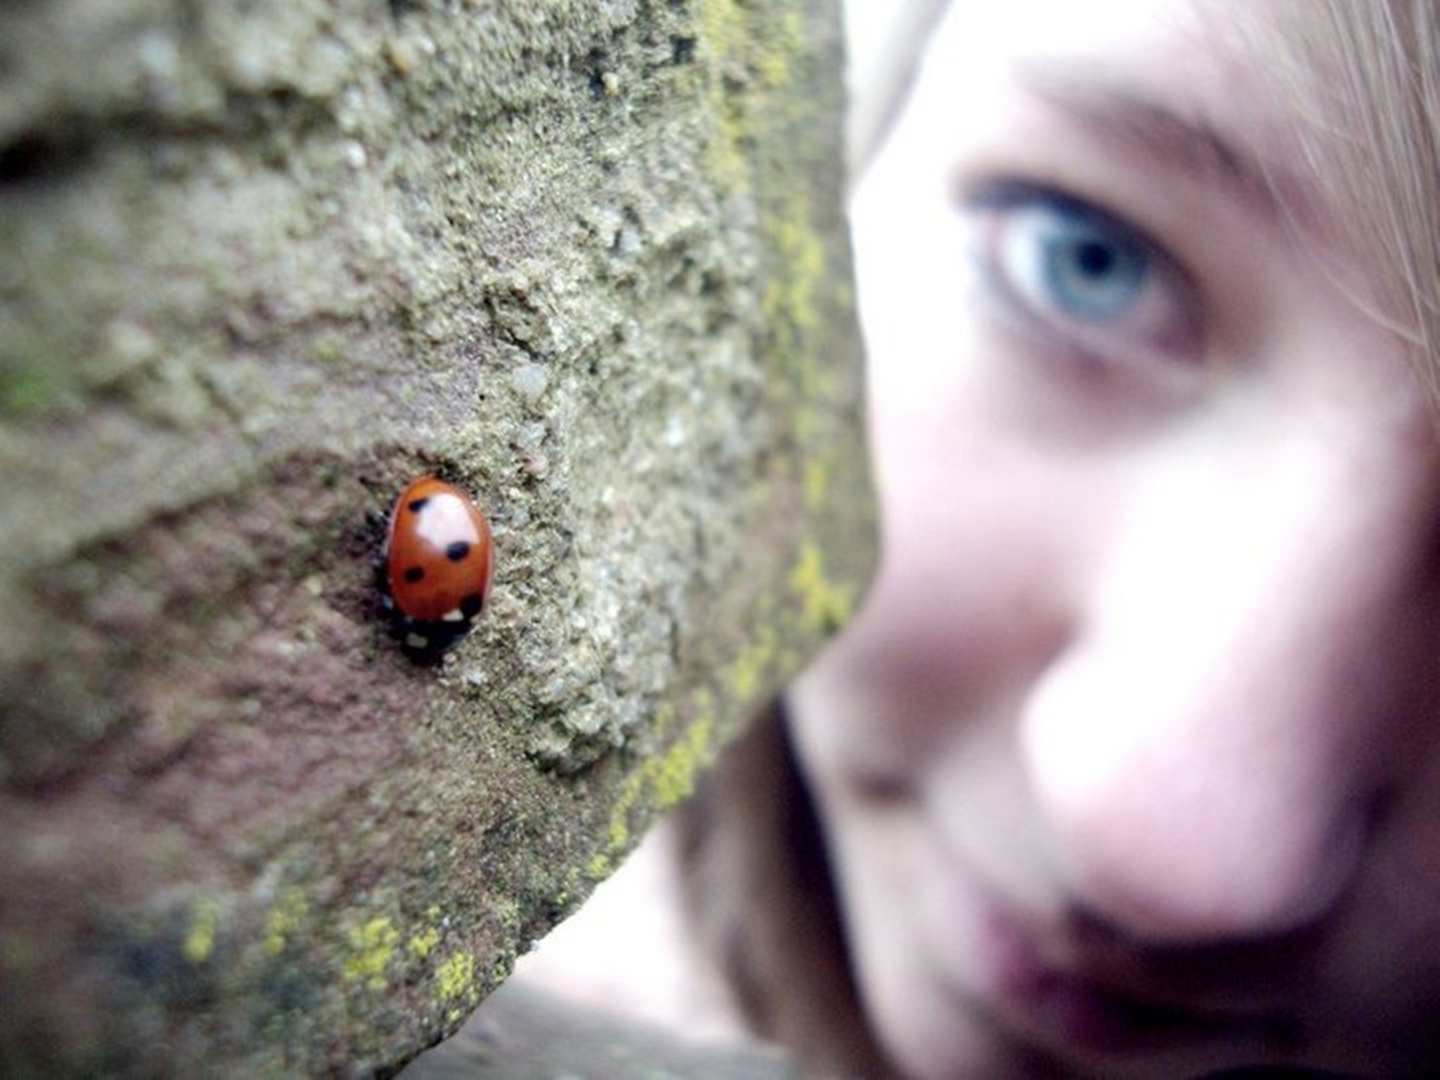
xmin=404 ymin=566 xmax=425 ymax=583
xmin=407 ymin=496 xmax=431 ymax=514
xmin=445 ymin=540 xmax=471 ymax=562
xmin=460 ymin=593 xmax=484 ymax=618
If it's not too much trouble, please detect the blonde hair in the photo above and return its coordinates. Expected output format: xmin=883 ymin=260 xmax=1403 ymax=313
xmin=1221 ymin=2 xmax=1440 ymax=404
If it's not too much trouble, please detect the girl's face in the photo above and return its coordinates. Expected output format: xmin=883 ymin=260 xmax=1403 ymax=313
xmin=789 ymin=1 xmax=1440 ymax=1076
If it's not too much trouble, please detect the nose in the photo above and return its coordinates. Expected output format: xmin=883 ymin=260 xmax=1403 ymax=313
xmin=1020 ymin=431 xmax=1431 ymax=945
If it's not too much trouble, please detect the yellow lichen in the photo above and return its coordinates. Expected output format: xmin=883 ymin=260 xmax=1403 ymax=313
xmin=699 ymin=0 xmax=746 ymax=62
xmin=183 ymin=898 xmax=220 ymax=964
xmin=435 ymin=950 xmax=478 ymax=1021
xmin=589 ymin=766 xmax=644 ymax=880
xmin=804 ymin=457 xmax=830 ymax=511
xmin=762 ymin=215 xmax=824 ymax=334
xmin=727 ymin=619 xmax=777 ymax=703
xmin=789 ymin=541 xmax=856 ymax=634
xmin=700 ymin=0 xmax=799 ymax=93
xmin=699 ymin=0 xmax=754 ymax=194
xmin=343 ymin=916 xmax=400 ymax=992
xmin=758 ymin=11 xmax=802 ymax=90
xmin=408 ymin=925 xmax=441 ymax=961
xmin=588 ymin=695 xmax=718 ymax=880
xmin=650 ymin=708 xmax=714 ymax=809
xmin=263 ymin=887 xmax=309 ymax=956
xmin=407 ymin=905 xmax=444 ymax=960
xmin=759 ymin=186 xmax=846 ymax=509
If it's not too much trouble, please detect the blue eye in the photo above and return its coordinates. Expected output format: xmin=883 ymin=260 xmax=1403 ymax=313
xmin=1018 ymin=204 xmax=1150 ymax=320
xmin=966 ymin=185 xmax=1201 ymax=369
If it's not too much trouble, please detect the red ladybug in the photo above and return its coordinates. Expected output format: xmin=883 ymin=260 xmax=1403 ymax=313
xmin=384 ymin=476 xmax=494 ymax=654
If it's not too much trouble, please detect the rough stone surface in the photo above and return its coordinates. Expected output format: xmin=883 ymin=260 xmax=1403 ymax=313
xmin=401 ymin=981 xmax=800 ymax=1079
xmin=0 ymin=0 xmax=872 ymax=1075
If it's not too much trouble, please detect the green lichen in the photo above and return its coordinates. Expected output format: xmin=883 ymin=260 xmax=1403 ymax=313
xmin=312 ymin=333 xmax=347 ymax=368
xmin=0 ymin=345 xmax=82 ymax=418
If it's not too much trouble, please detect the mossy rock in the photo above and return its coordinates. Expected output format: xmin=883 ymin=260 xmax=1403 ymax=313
xmin=0 ymin=0 xmax=872 ymax=1074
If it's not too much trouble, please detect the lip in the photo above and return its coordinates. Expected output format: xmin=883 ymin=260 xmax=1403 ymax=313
xmin=977 ymin=903 xmax=1277 ymax=1057
xmin=927 ymin=840 xmax=1298 ymax=1064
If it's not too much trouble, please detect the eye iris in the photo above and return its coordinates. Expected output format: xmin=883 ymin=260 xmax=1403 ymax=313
xmin=1042 ymin=215 xmax=1148 ymax=318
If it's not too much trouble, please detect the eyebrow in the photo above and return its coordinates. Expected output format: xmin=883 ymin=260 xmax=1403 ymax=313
xmin=1016 ymin=68 xmax=1313 ymax=229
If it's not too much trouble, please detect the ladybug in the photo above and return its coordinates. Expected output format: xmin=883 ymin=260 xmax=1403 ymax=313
xmin=384 ymin=476 xmax=494 ymax=655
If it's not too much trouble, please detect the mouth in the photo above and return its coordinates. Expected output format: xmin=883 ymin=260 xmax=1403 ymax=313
xmin=918 ymin=826 xmax=1303 ymax=1067
xmin=975 ymin=899 xmax=1299 ymax=1060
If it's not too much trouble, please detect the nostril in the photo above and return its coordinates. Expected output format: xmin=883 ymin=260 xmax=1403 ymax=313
xmin=1270 ymin=784 xmax=1392 ymax=934
xmin=1289 ymin=802 xmax=1373 ymax=928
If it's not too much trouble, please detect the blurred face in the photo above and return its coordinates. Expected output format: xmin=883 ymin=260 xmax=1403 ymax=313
xmin=789 ymin=1 xmax=1440 ymax=1076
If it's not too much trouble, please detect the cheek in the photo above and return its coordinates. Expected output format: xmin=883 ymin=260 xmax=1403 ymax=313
xmin=801 ymin=381 xmax=1096 ymax=781
xmin=815 ymin=194 xmax=1118 ymax=775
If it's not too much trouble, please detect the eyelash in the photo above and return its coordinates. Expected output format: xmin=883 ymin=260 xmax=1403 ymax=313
xmin=962 ymin=182 xmax=1205 ymax=373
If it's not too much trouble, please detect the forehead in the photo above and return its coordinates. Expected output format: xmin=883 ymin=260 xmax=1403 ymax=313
xmin=935 ymin=0 xmax=1192 ymax=55
xmin=893 ymin=1 xmax=1344 ymax=242
xmin=917 ymin=0 xmax=1239 ymax=132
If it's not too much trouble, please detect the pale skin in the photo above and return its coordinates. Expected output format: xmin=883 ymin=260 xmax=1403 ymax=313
xmin=789 ymin=1 xmax=1440 ymax=1077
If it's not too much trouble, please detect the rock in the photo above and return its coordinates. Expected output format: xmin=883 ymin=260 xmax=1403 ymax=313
xmin=0 ymin=0 xmax=872 ymax=1072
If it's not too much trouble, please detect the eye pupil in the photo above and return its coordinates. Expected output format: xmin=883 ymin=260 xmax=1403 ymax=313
xmin=1076 ymin=241 xmax=1116 ymax=276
